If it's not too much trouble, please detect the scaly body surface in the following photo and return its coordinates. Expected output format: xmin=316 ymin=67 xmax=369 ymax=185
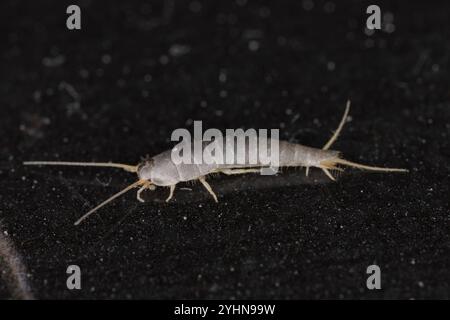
xmin=141 ymin=139 xmax=340 ymax=186
xmin=24 ymin=102 xmax=408 ymax=225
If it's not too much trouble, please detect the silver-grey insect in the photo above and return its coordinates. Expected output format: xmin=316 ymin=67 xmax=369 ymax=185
xmin=24 ymin=102 xmax=408 ymax=225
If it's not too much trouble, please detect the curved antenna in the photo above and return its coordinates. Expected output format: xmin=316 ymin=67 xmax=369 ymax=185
xmin=74 ymin=180 xmax=144 ymax=226
xmin=323 ymin=100 xmax=351 ymax=150
xmin=23 ymin=161 xmax=137 ymax=173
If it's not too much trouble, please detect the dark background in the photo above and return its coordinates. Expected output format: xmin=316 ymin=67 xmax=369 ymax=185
xmin=0 ymin=0 xmax=449 ymax=299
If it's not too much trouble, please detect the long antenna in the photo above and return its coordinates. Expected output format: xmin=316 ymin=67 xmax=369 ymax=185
xmin=323 ymin=100 xmax=351 ymax=150
xmin=74 ymin=180 xmax=144 ymax=225
xmin=334 ymin=158 xmax=408 ymax=172
xmin=23 ymin=161 xmax=137 ymax=173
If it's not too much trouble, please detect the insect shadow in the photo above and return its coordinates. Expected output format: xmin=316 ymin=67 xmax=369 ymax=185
xmin=141 ymin=168 xmax=331 ymax=204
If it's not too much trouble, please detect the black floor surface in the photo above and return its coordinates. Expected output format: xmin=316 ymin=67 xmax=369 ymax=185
xmin=0 ymin=0 xmax=449 ymax=299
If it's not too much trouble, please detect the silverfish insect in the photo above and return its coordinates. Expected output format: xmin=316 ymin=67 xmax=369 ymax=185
xmin=23 ymin=101 xmax=408 ymax=225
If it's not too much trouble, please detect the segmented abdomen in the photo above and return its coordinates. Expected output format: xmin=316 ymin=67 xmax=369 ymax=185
xmin=151 ymin=135 xmax=339 ymax=184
